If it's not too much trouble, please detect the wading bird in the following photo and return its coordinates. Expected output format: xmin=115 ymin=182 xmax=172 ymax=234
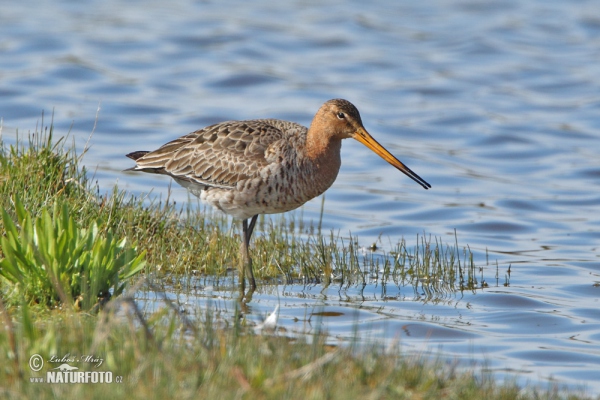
xmin=126 ymin=99 xmax=430 ymax=290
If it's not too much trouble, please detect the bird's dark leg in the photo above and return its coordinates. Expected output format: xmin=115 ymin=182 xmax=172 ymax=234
xmin=242 ymin=215 xmax=258 ymax=289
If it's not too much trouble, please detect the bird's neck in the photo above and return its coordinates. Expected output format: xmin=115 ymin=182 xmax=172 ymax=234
xmin=304 ymin=128 xmax=342 ymax=190
xmin=305 ymin=126 xmax=339 ymax=160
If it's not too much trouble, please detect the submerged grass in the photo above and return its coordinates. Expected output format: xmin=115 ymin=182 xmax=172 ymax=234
xmin=2 ymin=121 xmax=593 ymax=398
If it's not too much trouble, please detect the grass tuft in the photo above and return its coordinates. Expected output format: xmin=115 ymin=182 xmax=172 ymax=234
xmin=0 ymin=196 xmax=145 ymax=311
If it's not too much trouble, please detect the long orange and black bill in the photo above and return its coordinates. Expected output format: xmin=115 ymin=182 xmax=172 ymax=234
xmin=354 ymin=127 xmax=431 ymax=190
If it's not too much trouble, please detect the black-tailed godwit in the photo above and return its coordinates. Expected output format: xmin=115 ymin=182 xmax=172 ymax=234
xmin=126 ymin=99 xmax=430 ymax=289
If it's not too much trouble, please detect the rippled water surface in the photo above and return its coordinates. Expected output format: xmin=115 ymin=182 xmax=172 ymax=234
xmin=1 ymin=0 xmax=600 ymax=394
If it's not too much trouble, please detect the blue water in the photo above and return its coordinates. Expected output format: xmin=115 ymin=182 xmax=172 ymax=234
xmin=1 ymin=0 xmax=600 ymax=394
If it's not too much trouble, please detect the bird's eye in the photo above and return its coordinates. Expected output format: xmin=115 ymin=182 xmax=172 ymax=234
xmin=337 ymin=112 xmax=346 ymax=120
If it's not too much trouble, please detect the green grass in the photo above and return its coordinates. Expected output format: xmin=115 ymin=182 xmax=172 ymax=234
xmin=0 ymin=294 xmax=594 ymax=400
xmin=0 ymin=121 xmax=594 ymax=399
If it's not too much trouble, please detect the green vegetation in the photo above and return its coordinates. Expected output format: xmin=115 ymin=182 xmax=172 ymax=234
xmin=0 ymin=127 xmax=145 ymax=311
xmin=0 ymin=122 xmax=594 ymax=399
xmin=0 ymin=196 xmax=145 ymax=311
xmin=2 ymin=296 xmax=592 ymax=400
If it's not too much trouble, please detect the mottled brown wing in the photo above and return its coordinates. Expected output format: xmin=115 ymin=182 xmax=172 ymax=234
xmin=131 ymin=119 xmax=295 ymax=188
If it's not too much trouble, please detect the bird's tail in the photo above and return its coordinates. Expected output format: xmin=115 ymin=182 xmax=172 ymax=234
xmin=126 ymin=151 xmax=149 ymax=161
xmin=124 ymin=151 xmax=150 ymax=171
